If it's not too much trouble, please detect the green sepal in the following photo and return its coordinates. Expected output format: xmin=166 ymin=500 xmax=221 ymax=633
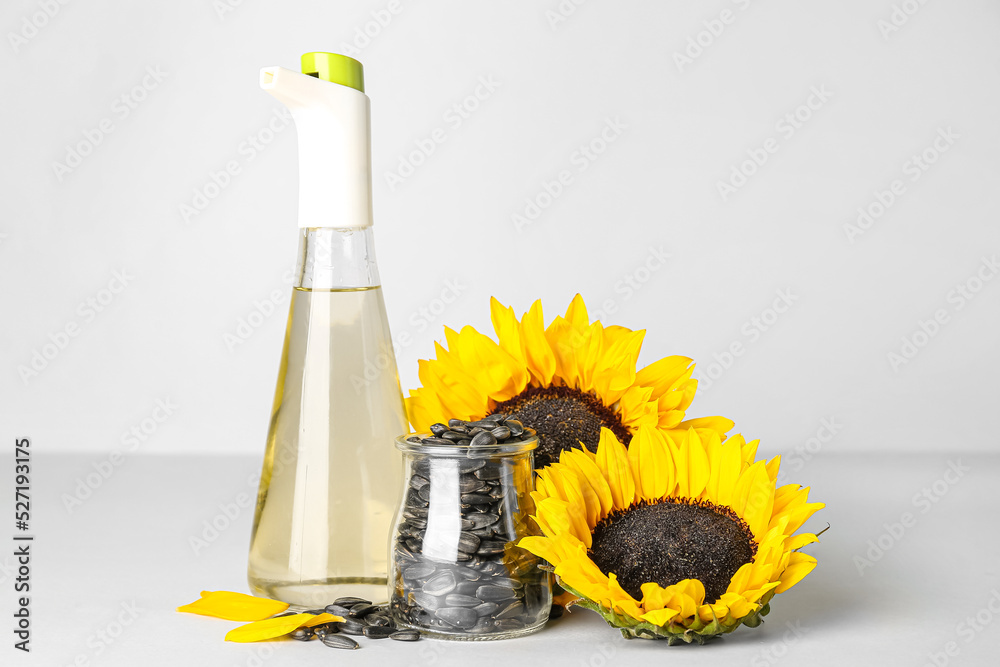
xmin=557 ymin=578 xmax=774 ymax=644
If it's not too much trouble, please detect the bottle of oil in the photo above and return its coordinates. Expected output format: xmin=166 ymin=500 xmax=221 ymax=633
xmin=247 ymin=53 xmax=408 ymax=608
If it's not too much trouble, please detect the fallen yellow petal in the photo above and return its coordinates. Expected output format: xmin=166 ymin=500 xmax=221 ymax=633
xmin=177 ymin=591 xmax=289 ymax=621
xmin=224 ymin=612 xmax=342 ymax=643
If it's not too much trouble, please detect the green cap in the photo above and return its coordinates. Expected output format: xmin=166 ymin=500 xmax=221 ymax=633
xmin=301 ymin=52 xmax=364 ymax=92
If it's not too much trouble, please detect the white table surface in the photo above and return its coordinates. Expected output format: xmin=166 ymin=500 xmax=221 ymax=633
xmin=5 ymin=451 xmax=998 ymax=667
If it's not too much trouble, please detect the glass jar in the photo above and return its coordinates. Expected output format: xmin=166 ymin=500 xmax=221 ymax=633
xmin=388 ymin=430 xmax=551 ymax=640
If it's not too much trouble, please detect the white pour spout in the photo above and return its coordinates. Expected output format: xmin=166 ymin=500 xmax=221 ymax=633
xmin=259 ymin=61 xmax=373 ymax=229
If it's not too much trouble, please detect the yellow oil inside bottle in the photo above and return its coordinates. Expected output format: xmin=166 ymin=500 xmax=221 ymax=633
xmin=248 ymin=285 xmax=408 ymax=607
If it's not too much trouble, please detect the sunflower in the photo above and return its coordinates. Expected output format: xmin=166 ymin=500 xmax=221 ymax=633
xmin=406 ymin=295 xmax=732 ymax=468
xmin=518 ymin=425 xmax=824 ymax=643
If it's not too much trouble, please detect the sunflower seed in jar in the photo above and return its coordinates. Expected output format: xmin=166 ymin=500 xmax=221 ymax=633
xmin=459 ymin=477 xmax=486 ymax=493
xmin=504 ymin=419 xmax=525 ymax=436
xmin=412 ymin=591 xmax=445 ymax=610
xmin=454 ymin=579 xmax=482 ymax=596
xmin=444 ymin=593 xmax=482 ymax=607
xmin=470 ymin=431 xmax=497 ymax=448
xmin=490 ymin=426 xmax=511 ymax=440
xmin=476 ymin=584 xmax=517 ymax=602
xmin=403 ymin=562 xmax=436 ymax=580
xmin=430 ymin=423 xmax=449 ymax=436
xmin=495 ymin=618 xmax=525 ymax=631
xmin=409 ymin=475 xmax=430 ymax=490
xmin=473 ymin=601 xmax=499 ymax=616
xmin=466 ymin=513 xmax=499 ymax=529
xmin=436 ymin=607 xmax=478 ymax=629
xmin=458 ymin=458 xmax=486 ymax=473
xmin=447 ymin=419 xmax=465 ymax=428
xmin=477 ymin=539 xmax=507 ymax=555
xmin=442 ymin=431 xmax=466 ymax=442
xmin=421 ymin=437 xmax=454 ymax=445
xmin=321 ymin=634 xmax=360 ymax=649
xmin=475 ymin=466 xmax=504 ymax=480
xmin=390 ymin=629 xmax=421 ymax=641
xmin=421 ymin=571 xmax=457 ymax=596
xmin=495 ymin=600 xmax=525 ymax=620
xmin=457 ymin=532 xmax=481 ymax=553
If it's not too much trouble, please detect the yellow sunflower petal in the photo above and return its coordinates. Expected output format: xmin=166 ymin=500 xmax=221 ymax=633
xmin=628 ymin=426 xmax=671 ymax=500
xmin=641 ymin=608 xmax=681 ymax=626
xmin=718 ymin=592 xmax=756 ymax=619
xmin=681 ymin=428 xmax=710 ymax=499
xmin=617 ymin=385 xmax=659 ymax=431
xmin=224 ymin=612 xmax=343 ymax=642
xmin=519 ymin=299 xmax=556 ymax=385
xmin=676 ymin=415 xmax=735 ymax=436
xmin=177 ymin=591 xmax=289 ymax=621
xmin=786 ymin=533 xmax=820 ymax=551
xmin=560 ymin=448 xmax=614 ymax=516
xmin=713 ymin=436 xmax=744 ymax=507
xmin=595 ymin=428 xmax=635 ymax=509
xmin=557 ymin=455 xmax=602 ymax=528
xmin=775 ymin=552 xmax=818 ymax=593
xmin=490 ymin=297 xmax=530 ymax=390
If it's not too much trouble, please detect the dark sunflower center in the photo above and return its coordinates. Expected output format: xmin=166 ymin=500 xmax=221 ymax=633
xmin=588 ymin=499 xmax=757 ymax=603
xmin=493 ymin=385 xmax=630 ymax=469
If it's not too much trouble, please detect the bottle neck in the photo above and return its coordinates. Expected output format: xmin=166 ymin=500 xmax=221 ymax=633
xmin=294 ymin=227 xmax=380 ymax=290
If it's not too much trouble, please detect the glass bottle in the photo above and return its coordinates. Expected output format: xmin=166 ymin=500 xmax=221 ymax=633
xmin=247 ymin=54 xmax=408 ymax=607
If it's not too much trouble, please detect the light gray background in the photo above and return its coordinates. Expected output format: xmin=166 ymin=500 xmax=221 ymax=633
xmin=1 ymin=1 xmax=999 ymax=666
xmin=3 ymin=0 xmax=999 ymax=457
